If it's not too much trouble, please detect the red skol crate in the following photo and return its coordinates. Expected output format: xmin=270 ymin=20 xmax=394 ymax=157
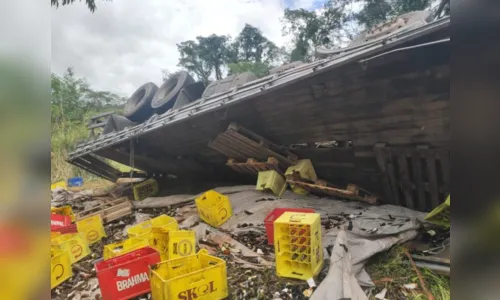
xmin=51 ymin=213 xmax=72 ymax=231
xmin=95 ymin=247 xmax=161 ymax=300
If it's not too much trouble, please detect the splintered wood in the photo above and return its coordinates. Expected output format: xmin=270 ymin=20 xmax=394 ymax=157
xmin=209 ymin=122 xmax=297 ymax=173
xmin=76 ymin=197 xmax=133 ymax=223
xmin=286 ymin=177 xmax=378 ymax=205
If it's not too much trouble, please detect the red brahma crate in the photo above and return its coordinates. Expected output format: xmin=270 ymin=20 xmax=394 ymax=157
xmin=95 ymin=247 xmax=160 ymax=300
xmin=51 ymin=213 xmax=72 ymax=231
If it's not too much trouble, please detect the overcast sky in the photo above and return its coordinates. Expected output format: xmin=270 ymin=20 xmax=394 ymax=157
xmin=51 ymin=0 xmax=332 ymax=97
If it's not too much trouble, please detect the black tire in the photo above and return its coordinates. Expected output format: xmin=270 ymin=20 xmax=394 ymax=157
xmin=269 ymin=61 xmax=303 ymax=74
xmin=124 ymin=82 xmax=158 ymax=122
xmin=201 ymin=72 xmax=257 ymax=98
xmin=151 ymin=71 xmax=195 ymax=114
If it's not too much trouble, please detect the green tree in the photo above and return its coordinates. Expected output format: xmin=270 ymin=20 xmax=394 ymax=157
xmin=233 ymin=24 xmax=280 ymax=64
xmin=50 ymin=0 xmax=109 ymax=13
xmin=177 ymin=35 xmax=231 ymax=84
xmin=281 ymin=1 xmax=351 ymax=61
xmin=227 ymin=61 xmax=270 ymax=78
xmin=176 ymin=24 xmax=286 ymax=81
xmin=51 ymin=68 xmax=122 ymax=126
xmin=226 ymin=24 xmax=288 ymax=78
xmin=355 ymin=0 xmax=432 ymax=28
xmin=197 ymin=35 xmax=232 ymax=80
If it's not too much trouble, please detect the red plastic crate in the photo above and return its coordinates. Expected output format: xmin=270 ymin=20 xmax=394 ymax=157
xmin=95 ymin=247 xmax=161 ymax=300
xmin=264 ymin=208 xmax=315 ymax=245
xmin=51 ymin=224 xmax=78 ymax=234
xmin=51 ymin=213 xmax=72 ymax=231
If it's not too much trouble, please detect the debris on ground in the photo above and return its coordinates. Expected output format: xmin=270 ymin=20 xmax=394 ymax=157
xmin=51 ymin=182 xmax=450 ymax=300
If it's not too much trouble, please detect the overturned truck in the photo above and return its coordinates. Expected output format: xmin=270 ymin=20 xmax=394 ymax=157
xmin=68 ymin=12 xmax=450 ymax=212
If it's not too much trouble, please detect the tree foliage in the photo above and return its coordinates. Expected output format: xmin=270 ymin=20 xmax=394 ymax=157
xmin=355 ymin=0 xmax=432 ymax=28
xmin=227 ymin=61 xmax=270 ymax=78
xmin=51 ymin=68 xmax=124 ymax=126
xmin=50 ymin=0 xmax=109 ymax=13
xmin=177 ymin=24 xmax=286 ymax=81
xmin=281 ymin=0 xmax=354 ymax=61
xmin=177 ymin=35 xmax=232 ymax=84
xmin=233 ymin=24 xmax=280 ymax=64
xmin=51 ymin=68 xmax=125 ymax=181
xmin=281 ymin=0 xmax=446 ymax=61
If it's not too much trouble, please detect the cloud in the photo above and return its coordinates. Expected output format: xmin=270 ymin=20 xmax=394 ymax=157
xmin=51 ymin=0 xmax=289 ymax=97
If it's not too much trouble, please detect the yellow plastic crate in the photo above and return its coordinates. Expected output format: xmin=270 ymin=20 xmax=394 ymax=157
xmin=51 ymin=205 xmax=76 ymax=222
xmin=51 ymin=249 xmax=73 ymax=289
xmin=51 ymin=231 xmax=61 ymax=239
xmin=195 ymin=190 xmax=232 ymax=228
xmin=291 ymin=185 xmax=310 ymax=196
xmin=149 ymin=228 xmax=197 ymax=260
xmin=133 ymin=178 xmax=159 ymax=201
xmin=285 ymin=159 xmax=317 ymax=181
xmin=425 ymin=194 xmax=450 ymax=228
xmin=51 ymin=181 xmax=67 ymax=191
xmin=51 ymin=233 xmax=90 ymax=264
xmin=256 ymin=170 xmax=287 ymax=197
xmin=274 ymin=212 xmax=323 ymax=280
xmin=103 ymin=237 xmax=150 ymax=260
xmin=286 ymin=159 xmax=317 ymax=196
xmin=150 ymin=249 xmax=228 ymax=300
xmin=76 ymin=215 xmax=106 ymax=244
xmin=126 ymin=214 xmax=179 ymax=238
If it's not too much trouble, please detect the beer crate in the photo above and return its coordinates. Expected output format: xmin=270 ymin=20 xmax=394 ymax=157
xmin=103 ymin=237 xmax=150 ymax=260
xmin=274 ymin=212 xmax=323 ymax=280
xmin=149 ymin=228 xmax=196 ymax=260
xmin=126 ymin=215 xmax=178 ymax=238
xmin=195 ymin=190 xmax=232 ymax=228
xmin=51 ymin=233 xmax=90 ymax=264
xmin=132 ymin=178 xmax=158 ymax=201
xmin=51 ymin=248 xmax=73 ymax=289
xmin=96 ymin=247 xmax=161 ymax=300
xmin=76 ymin=215 xmax=106 ymax=244
xmin=150 ymin=249 xmax=228 ymax=300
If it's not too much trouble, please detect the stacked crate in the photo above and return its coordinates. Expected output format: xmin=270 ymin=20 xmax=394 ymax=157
xmin=274 ymin=212 xmax=323 ymax=280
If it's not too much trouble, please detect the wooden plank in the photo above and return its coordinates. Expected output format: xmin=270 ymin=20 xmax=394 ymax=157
xmin=410 ymin=149 xmax=427 ymax=211
xmin=286 ymin=179 xmax=377 ymax=205
xmin=382 ymin=147 xmax=401 ymax=206
xmin=224 ymin=130 xmax=294 ymax=167
xmin=424 ymin=150 xmax=440 ymax=209
xmin=218 ymin=132 xmax=268 ymax=161
xmin=396 ymin=150 xmax=415 ymax=209
xmin=373 ymin=143 xmax=394 ymax=205
xmin=229 ymin=123 xmax=298 ymax=160
xmin=209 ymin=137 xmax=248 ymax=161
xmin=76 ymin=197 xmax=132 ymax=223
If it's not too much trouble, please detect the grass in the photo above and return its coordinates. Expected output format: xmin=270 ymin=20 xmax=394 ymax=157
xmin=366 ymin=246 xmax=450 ymax=300
xmin=51 ymin=111 xmax=141 ymax=184
xmin=51 ymin=120 xmax=94 ymax=183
